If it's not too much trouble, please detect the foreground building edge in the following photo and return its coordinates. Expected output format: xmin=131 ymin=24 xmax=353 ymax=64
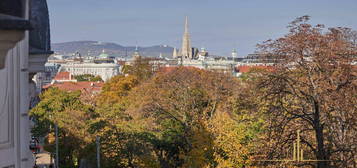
xmin=0 ymin=0 xmax=52 ymax=167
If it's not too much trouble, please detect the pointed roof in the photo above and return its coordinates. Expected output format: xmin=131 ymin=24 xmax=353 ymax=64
xmin=132 ymin=44 xmax=141 ymax=59
xmin=181 ymin=16 xmax=192 ymax=59
xmin=173 ymin=47 xmax=178 ymax=58
xmin=184 ymin=16 xmax=189 ymax=33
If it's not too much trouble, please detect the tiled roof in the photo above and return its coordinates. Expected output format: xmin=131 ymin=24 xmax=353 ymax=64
xmin=158 ymin=66 xmax=200 ymax=73
xmin=158 ymin=67 xmax=177 ymax=73
xmin=54 ymin=72 xmax=72 ymax=80
xmin=43 ymin=81 xmax=104 ymax=93
xmin=237 ymin=65 xmax=275 ymax=73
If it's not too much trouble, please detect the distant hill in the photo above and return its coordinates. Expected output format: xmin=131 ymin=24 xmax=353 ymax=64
xmin=52 ymin=41 xmax=174 ymax=58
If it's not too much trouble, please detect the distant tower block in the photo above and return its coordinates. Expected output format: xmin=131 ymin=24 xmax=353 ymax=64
xmin=181 ymin=16 xmax=192 ymax=59
xmin=232 ymin=49 xmax=238 ymax=58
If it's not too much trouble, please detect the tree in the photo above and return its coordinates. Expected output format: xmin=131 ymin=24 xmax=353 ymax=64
xmin=122 ymin=57 xmax=154 ymax=81
xmin=122 ymin=67 xmax=258 ymax=167
xmin=96 ymin=75 xmax=139 ymax=105
xmin=210 ymin=112 xmax=256 ymax=168
xmin=93 ymin=73 xmax=158 ymax=167
xmin=30 ymin=88 xmax=96 ymax=168
xmin=256 ymin=16 xmax=357 ymax=168
xmin=74 ymin=74 xmax=103 ymax=82
xmin=33 ymin=66 xmax=265 ymax=167
xmin=91 ymin=66 xmax=261 ymax=167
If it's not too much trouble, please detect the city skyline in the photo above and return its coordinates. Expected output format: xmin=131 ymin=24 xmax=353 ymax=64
xmin=48 ymin=0 xmax=357 ymax=57
xmin=1 ymin=1 xmax=356 ymax=167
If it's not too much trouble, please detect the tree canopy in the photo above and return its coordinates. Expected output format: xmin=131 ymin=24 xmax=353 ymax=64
xmin=254 ymin=15 xmax=357 ymax=168
xmin=74 ymin=74 xmax=103 ymax=82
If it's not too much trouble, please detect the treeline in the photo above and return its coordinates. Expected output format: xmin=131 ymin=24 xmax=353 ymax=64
xmin=30 ymin=16 xmax=356 ymax=168
xmin=74 ymin=74 xmax=103 ymax=82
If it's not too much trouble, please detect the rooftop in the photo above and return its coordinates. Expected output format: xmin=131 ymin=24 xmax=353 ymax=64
xmin=236 ymin=65 xmax=275 ymax=73
xmin=53 ymin=71 xmax=72 ymax=80
xmin=43 ymin=81 xmax=104 ymax=93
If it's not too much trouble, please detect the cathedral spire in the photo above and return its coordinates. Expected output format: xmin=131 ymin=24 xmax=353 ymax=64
xmin=181 ymin=16 xmax=192 ymax=59
xmin=185 ymin=16 xmax=189 ymax=33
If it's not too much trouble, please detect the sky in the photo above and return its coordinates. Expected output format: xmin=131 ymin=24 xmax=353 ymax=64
xmin=48 ymin=0 xmax=357 ymax=57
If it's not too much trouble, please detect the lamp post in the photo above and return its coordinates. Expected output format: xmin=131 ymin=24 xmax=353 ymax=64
xmin=55 ymin=124 xmax=59 ymax=168
xmin=96 ymin=136 xmax=101 ymax=168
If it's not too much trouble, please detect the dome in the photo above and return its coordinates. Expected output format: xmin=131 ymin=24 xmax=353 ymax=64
xmin=98 ymin=49 xmax=109 ymax=59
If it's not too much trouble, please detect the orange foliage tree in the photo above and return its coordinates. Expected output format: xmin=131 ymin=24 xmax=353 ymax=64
xmin=255 ymin=16 xmax=357 ymax=168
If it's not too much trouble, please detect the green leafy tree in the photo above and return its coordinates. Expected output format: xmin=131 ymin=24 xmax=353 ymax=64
xmin=74 ymin=74 xmax=103 ymax=82
xmin=30 ymin=88 xmax=96 ymax=168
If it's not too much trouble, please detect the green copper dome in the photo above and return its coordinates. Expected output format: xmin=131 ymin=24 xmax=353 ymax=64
xmin=98 ymin=49 xmax=109 ymax=58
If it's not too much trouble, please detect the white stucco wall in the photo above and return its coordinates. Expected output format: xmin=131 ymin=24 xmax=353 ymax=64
xmin=60 ymin=63 xmax=121 ymax=81
xmin=0 ymin=35 xmax=34 ymax=168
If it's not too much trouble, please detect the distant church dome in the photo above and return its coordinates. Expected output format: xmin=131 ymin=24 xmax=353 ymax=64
xmin=98 ymin=49 xmax=109 ymax=59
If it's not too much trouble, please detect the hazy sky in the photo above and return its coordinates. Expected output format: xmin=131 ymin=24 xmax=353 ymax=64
xmin=48 ymin=0 xmax=357 ymax=57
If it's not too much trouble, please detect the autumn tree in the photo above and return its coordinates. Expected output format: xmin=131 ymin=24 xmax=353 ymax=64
xmin=122 ymin=57 xmax=154 ymax=81
xmin=31 ymin=65 xmax=266 ymax=168
xmin=96 ymin=75 xmax=139 ymax=105
xmin=30 ymin=88 xmax=96 ymax=168
xmin=122 ymin=67 xmax=261 ymax=167
xmin=92 ymin=73 xmax=157 ymax=167
xmin=256 ymin=16 xmax=357 ymax=168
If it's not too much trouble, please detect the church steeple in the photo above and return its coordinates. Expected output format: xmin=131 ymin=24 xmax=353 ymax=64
xmin=132 ymin=44 xmax=141 ymax=59
xmin=184 ymin=16 xmax=189 ymax=34
xmin=181 ymin=16 xmax=192 ymax=59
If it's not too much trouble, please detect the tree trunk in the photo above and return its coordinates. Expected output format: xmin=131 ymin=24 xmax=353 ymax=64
xmin=158 ymin=151 xmax=170 ymax=168
xmin=313 ymin=100 xmax=330 ymax=168
xmin=315 ymin=125 xmax=329 ymax=168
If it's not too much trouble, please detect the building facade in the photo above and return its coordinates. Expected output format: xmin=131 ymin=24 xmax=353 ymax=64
xmin=33 ymin=62 xmax=61 ymax=92
xmin=181 ymin=58 xmax=237 ymax=74
xmin=60 ymin=63 xmax=120 ymax=81
xmin=0 ymin=0 xmax=52 ymax=167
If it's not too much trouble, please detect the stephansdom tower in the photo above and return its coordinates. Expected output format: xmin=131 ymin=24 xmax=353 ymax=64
xmin=180 ymin=16 xmax=192 ymax=59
